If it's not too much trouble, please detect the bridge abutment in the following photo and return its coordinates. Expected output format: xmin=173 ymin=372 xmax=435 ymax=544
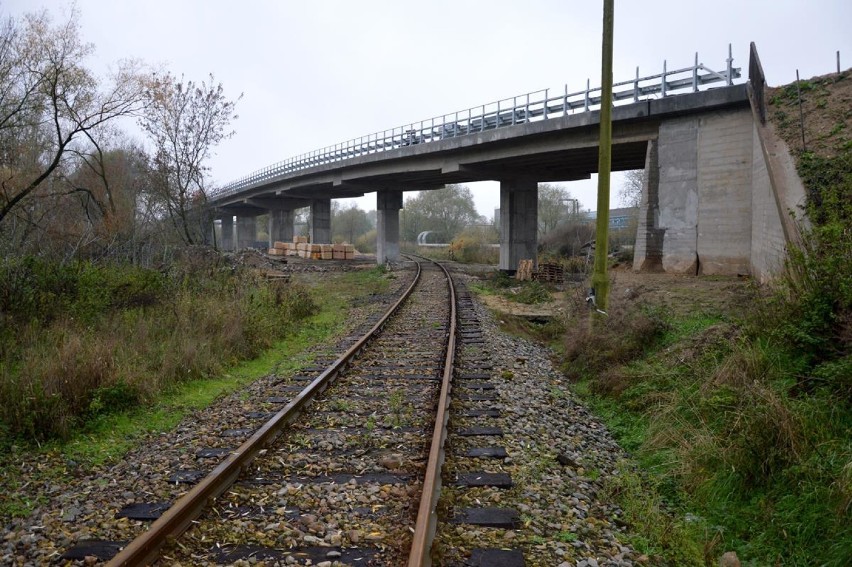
xmin=633 ymin=108 xmax=757 ymax=276
xmin=499 ymin=179 xmax=538 ymax=272
xmin=310 ymin=199 xmax=331 ymax=244
xmin=376 ymin=190 xmax=402 ymax=264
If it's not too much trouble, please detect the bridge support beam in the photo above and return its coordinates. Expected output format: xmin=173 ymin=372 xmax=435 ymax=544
xmin=376 ymin=190 xmax=402 ymax=264
xmin=268 ymin=209 xmax=295 ymax=247
xmin=310 ymin=199 xmax=331 ymax=243
xmin=220 ymin=215 xmax=235 ymax=251
xmin=499 ymin=179 xmax=538 ymax=272
xmin=236 ymin=215 xmax=257 ymax=249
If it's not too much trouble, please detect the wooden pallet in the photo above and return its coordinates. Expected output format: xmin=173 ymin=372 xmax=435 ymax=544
xmin=535 ymin=262 xmax=565 ymax=284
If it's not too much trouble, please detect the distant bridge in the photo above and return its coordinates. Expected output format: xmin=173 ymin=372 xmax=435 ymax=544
xmin=210 ymin=44 xmax=803 ymax=280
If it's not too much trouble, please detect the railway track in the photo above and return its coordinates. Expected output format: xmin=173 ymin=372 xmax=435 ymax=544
xmin=8 ymin=257 xmax=645 ymax=566
xmin=53 ymin=257 xmax=474 ymax=566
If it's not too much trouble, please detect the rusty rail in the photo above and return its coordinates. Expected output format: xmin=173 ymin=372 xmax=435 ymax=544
xmin=407 ymin=257 xmax=457 ymax=566
xmin=107 ymin=261 xmax=423 ymax=566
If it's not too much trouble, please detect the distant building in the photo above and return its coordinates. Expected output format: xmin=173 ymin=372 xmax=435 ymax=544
xmin=584 ymin=207 xmax=638 ymax=229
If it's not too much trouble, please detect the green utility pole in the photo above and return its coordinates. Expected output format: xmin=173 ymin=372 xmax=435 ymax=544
xmin=591 ymin=0 xmax=614 ymax=313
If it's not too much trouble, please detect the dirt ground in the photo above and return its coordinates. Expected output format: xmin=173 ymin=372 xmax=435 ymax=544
xmin=472 ymin=265 xmax=754 ymax=320
xmin=767 ymin=68 xmax=851 ymax=158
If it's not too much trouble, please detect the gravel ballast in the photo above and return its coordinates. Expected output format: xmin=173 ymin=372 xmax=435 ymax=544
xmin=3 ymin=264 xmax=647 ymax=566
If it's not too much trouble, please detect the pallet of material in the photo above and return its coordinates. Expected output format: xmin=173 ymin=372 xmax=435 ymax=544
xmin=516 ymin=259 xmax=535 ymax=281
xmin=273 ymin=241 xmax=290 ymax=250
xmin=535 ymin=262 xmax=564 ymax=284
xmin=333 ymin=244 xmax=356 ymax=260
xmin=268 ymin=247 xmax=287 ymax=256
xmin=293 ymin=235 xmax=308 ymax=244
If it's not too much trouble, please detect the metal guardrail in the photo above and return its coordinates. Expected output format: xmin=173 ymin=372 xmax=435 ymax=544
xmin=215 ymin=46 xmax=740 ymax=199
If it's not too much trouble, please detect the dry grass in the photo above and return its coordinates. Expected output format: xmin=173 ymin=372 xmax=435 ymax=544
xmin=561 ymin=289 xmax=669 ymax=383
xmin=0 ymin=259 xmax=317 ymax=442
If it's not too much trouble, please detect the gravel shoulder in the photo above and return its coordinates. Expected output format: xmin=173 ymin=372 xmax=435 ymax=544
xmin=436 ymin=272 xmax=640 ymax=567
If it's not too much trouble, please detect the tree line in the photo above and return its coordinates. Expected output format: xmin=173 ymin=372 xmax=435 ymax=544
xmin=0 ymin=7 xmax=240 ymax=262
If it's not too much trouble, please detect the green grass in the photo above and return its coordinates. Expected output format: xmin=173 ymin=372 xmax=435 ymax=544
xmin=564 ymin=307 xmax=851 ymax=565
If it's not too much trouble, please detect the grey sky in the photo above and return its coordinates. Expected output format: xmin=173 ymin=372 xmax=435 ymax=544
xmin=4 ymin=0 xmax=850 ymax=217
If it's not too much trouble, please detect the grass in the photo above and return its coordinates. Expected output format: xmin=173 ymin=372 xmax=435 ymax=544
xmin=472 ymin=272 xmax=849 ymax=564
xmin=0 ymin=265 xmax=392 ymax=521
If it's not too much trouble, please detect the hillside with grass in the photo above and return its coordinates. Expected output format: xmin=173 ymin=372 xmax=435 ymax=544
xmin=556 ymin=70 xmax=851 ymax=565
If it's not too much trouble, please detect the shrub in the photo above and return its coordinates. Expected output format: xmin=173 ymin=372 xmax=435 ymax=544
xmin=510 ymin=281 xmax=551 ymax=304
xmin=355 ymin=229 xmax=377 ymax=253
xmin=0 ymin=256 xmax=317 ymax=442
xmin=561 ymin=300 xmax=669 ymax=381
xmin=448 ymin=228 xmax=498 ymax=264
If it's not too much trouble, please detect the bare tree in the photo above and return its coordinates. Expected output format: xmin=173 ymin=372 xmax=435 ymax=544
xmin=0 ymin=8 xmax=145 ymax=236
xmin=332 ymin=202 xmax=372 ymax=244
xmin=538 ymin=183 xmax=575 ymax=236
xmin=619 ymin=169 xmax=644 ymax=209
xmin=139 ymin=73 xmax=241 ymax=245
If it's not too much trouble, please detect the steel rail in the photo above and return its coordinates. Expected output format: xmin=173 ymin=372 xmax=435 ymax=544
xmin=407 ymin=256 xmax=457 ymax=566
xmin=106 ymin=260 xmax=423 ymax=567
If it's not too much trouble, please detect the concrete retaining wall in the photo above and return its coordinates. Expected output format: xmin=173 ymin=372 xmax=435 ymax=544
xmin=749 ymin=123 xmax=789 ymax=281
xmin=696 ymin=108 xmax=754 ymax=275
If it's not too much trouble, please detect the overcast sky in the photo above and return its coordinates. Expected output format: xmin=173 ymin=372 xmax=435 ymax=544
xmin=4 ymin=0 xmax=850 ymax=217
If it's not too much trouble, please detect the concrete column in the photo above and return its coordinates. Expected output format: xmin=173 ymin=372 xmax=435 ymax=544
xmin=376 ymin=190 xmax=403 ymax=264
xmin=220 ymin=215 xmax=234 ymax=251
xmin=236 ymin=215 xmax=257 ymax=249
xmin=633 ymin=140 xmax=664 ymax=271
xmin=206 ymin=218 xmax=216 ymax=248
xmin=651 ymin=117 xmax=700 ymax=274
xmin=499 ymin=179 xmax=538 ymax=272
xmin=268 ymin=209 xmax=295 ymax=247
xmin=310 ymin=199 xmax=331 ymax=244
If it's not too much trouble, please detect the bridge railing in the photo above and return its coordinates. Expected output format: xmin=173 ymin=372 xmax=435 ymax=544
xmin=215 ymin=46 xmax=740 ymax=198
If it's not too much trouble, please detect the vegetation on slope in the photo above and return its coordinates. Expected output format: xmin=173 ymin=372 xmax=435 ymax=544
xmin=555 ymin=70 xmax=851 ymax=565
xmin=0 ymin=251 xmax=317 ymax=444
xmin=480 ymin=70 xmax=851 ymax=565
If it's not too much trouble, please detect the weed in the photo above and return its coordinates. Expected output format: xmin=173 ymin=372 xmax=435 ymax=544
xmin=602 ymin=466 xmax=705 ymax=565
xmin=329 ymin=399 xmax=353 ymax=412
xmin=508 ymin=281 xmax=551 ymax=304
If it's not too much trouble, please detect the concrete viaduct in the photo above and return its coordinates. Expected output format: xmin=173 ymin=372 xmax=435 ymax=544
xmin=209 ymin=44 xmax=804 ymax=281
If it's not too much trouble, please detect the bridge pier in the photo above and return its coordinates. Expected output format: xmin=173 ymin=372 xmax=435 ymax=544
xmin=236 ymin=215 xmax=257 ymax=249
xmin=376 ymin=190 xmax=402 ymax=264
xmin=268 ymin=209 xmax=295 ymax=247
xmin=310 ymin=199 xmax=331 ymax=244
xmin=499 ymin=179 xmax=538 ymax=272
xmin=220 ymin=215 xmax=235 ymax=251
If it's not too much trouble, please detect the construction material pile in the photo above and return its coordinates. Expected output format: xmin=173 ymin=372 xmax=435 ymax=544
xmin=269 ymin=236 xmax=355 ymax=260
